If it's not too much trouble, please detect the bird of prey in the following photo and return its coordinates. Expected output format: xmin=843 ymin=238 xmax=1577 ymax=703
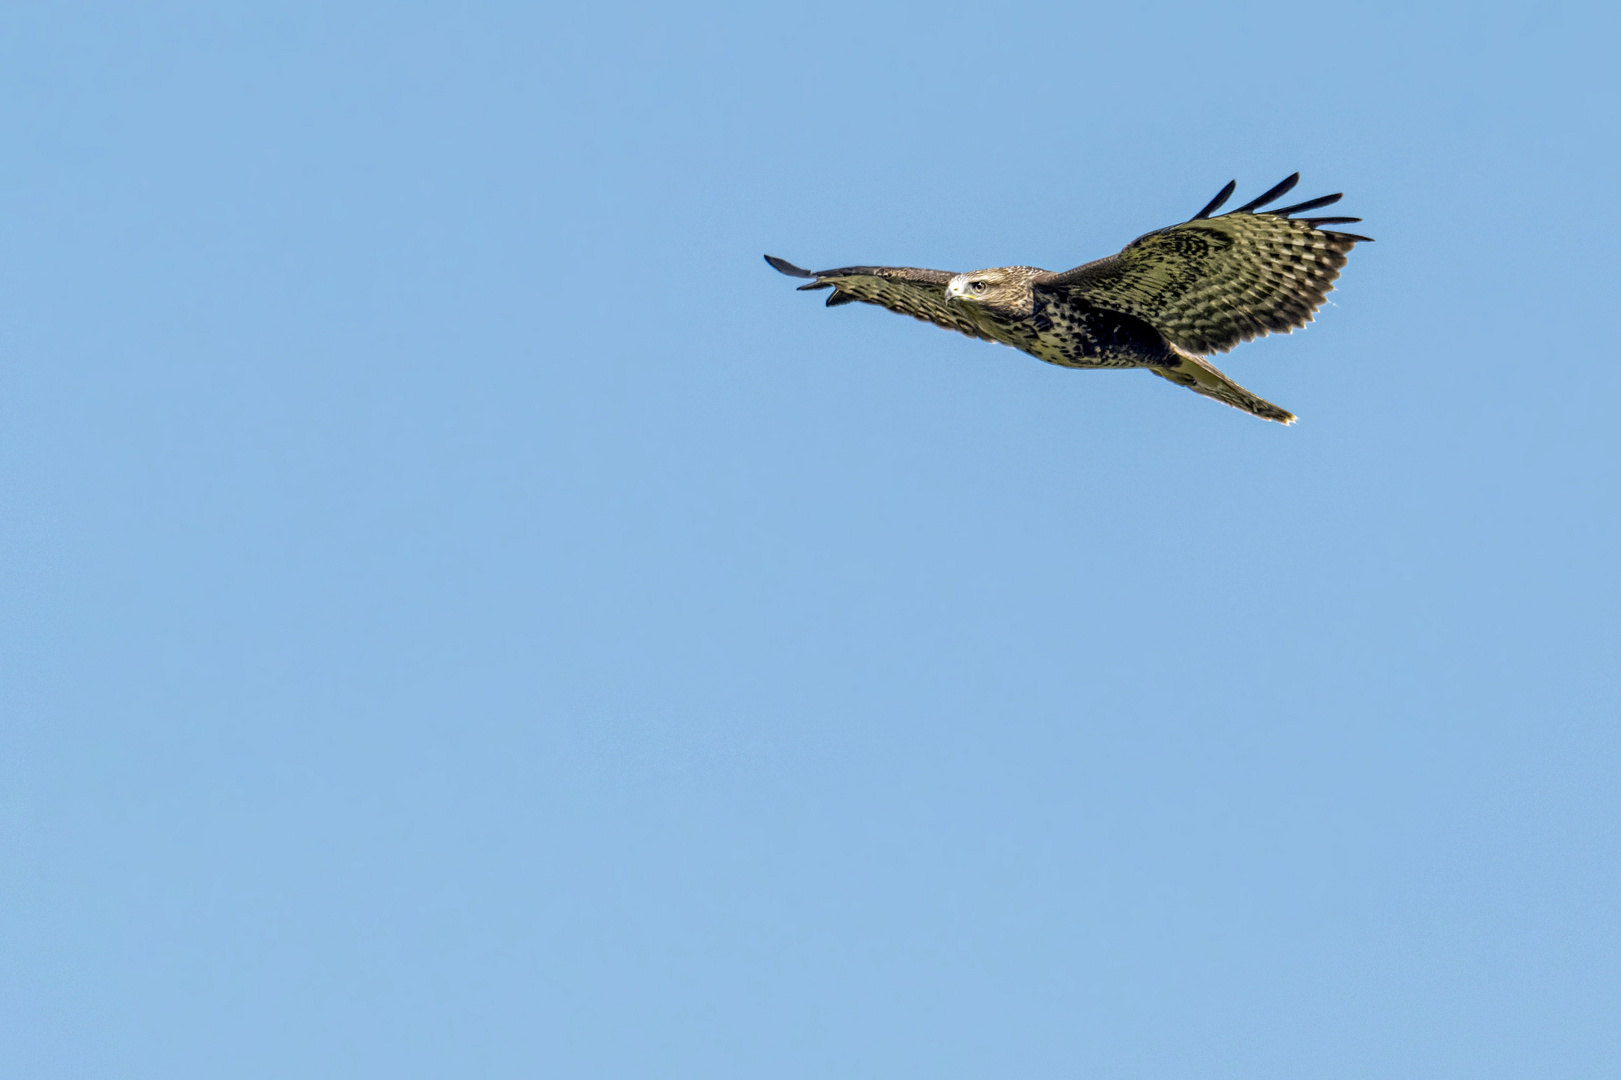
xmin=765 ymin=174 xmax=1370 ymax=424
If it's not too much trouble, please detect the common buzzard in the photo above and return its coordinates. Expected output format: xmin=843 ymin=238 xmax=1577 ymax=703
xmin=766 ymin=174 xmax=1370 ymax=424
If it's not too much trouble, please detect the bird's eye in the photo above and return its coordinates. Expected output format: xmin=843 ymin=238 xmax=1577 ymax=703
xmin=970 ymin=280 xmax=987 ymax=293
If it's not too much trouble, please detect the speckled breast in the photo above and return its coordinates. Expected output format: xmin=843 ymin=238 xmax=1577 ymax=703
xmin=978 ymin=295 xmax=1174 ymax=371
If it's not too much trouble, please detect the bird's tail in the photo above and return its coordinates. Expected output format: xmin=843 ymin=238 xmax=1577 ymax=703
xmin=1151 ymin=346 xmax=1296 ymax=425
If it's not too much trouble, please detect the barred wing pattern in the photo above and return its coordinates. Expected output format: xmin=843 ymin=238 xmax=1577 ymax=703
xmin=1037 ymin=176 xmax=1371 ymax=355
xmin=762 ymin=256 xmax=993 ymax=342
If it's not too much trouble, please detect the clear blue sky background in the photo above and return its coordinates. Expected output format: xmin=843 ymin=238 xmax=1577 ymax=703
xmin=3 ymin=2 xmax=1618 ymax=1077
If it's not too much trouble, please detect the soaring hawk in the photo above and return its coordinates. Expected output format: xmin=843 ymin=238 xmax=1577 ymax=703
xmin=766 ymin=174 xmax=1370 ymax=424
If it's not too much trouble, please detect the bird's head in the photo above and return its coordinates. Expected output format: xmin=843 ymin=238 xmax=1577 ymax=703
xmin=945 ymin=267 xmax=1039 ymax=319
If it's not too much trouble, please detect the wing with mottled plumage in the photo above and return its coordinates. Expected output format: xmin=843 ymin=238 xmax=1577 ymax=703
xmin=1036 ymin=175 xmax=1371 ymax=355
xmin=764 ymin=256 xmax=993 ymax=342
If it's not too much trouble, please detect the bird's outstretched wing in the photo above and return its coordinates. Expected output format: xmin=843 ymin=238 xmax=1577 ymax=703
xmin=1036 ymin=175 xmax=1372 ymax=355
xmin=764 ymin=256 xmax=993 ymax=342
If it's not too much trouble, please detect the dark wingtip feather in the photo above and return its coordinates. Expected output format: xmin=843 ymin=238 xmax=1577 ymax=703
xmin=826 ymin=290 xmax=860 ymax=307
xmin=1327 ymin=232 xmax=1374 ymax=243
xmin=1300 ymin=216 xmax=1362 ymax=227
xmin=1271 ymin=193 xmax=1343 ymax=217
xmin=1194 ymin=180 xmax=1237 ymax=219
xmin=764 ymin=254 xmax=815 ymax=278
xmin=1234 ymin=173 xmax=1301 ymax=214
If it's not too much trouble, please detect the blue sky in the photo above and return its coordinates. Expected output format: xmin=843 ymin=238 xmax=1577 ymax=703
xmin=3 ymin=2 xmax=1618 ymax=1077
